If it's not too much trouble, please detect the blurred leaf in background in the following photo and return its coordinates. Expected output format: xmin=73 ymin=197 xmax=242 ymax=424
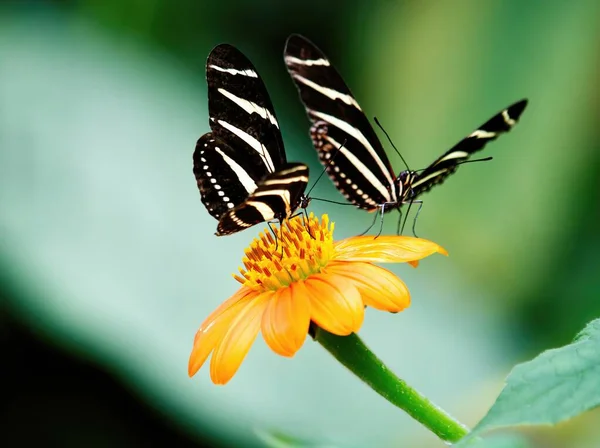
xmin=1 ymin=0 xmax=599 ymax=447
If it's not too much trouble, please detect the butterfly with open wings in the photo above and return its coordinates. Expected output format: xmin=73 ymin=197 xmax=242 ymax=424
xmin=194 ymin=43 xmax=309 ymax=236
xmin=284 ymin=34 xmax=528 ymax=232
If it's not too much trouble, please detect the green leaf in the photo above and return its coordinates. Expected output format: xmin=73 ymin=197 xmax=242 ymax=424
xmin=471 ymin=318 xmax=600 ymax=437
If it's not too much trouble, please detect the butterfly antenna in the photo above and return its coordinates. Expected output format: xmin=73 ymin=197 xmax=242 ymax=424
xmin=305 ymin=139 xmax=347 ymax=198
xmin=374 ymin=116 xmax=411 ymax=171
xmin=413 ymin=156 xmax=494 ymax=173
xmin=310 ymin=197 xmax=356 ymax=206
xmin=458 ymin=156 xmax=493 ymax=165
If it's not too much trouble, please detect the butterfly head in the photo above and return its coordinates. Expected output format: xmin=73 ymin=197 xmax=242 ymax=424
xmin=299 ymin=194 xmax=311 ymax=211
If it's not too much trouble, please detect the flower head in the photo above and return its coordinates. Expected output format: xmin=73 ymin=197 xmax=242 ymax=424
xmin=189 ymin=214 xmax=447 ymax=384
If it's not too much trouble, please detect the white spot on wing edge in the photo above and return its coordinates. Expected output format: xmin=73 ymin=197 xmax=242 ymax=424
xmin=326 ymin=136 xmax=386 ymax=205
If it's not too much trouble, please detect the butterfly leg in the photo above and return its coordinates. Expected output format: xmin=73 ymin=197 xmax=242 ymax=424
xmin=396 ymin=209 xmax=404 ymax=236
xmin=267 ymin=220 xmax=281 ymax=253
xmin=300 ymin=208 xmax=316 ymax=239
xmin=399 ymin=200 xmax=414 ymax=235
xmin=373 ymin=204 xmax=387 ymax=239
xmin=288 ymin=210 xmax=315 ymax=239
xmin=278 ymin=220 xmax=287 ymax=258
xmin=358 ymin=206 xmax=381 ymax=236
xmin=410 ymin=200 xmax=424 ymax=238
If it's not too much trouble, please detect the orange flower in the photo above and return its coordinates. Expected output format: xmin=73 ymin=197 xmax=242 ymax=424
xmin=188 ymin=214 xmax=447 ymax=384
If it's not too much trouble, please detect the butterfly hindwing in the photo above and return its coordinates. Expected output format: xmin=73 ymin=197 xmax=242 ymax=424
xmin=284 ymin=34 xmax=396 ymax=210
xmin=310 ymin=121 xmax=384 ymax=210
xmin=216 ymin=163 xmax=309 ymax=236
xmin=193 ymin=133 xmax=258 ymax=220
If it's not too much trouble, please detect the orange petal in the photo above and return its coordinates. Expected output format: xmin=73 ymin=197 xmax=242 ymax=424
xmin=303 ymin=274 xmax=364 ymax=336
xmin=326 ymin=261 xmax=410 ymax=312
xmin=334 ymin=235 xmax=448 ymax=263
xmin=188 ymin=287 xmax=257 ymax=377
xmin=192 ymin=287 xmax=254 ymax=344
xmin=261 ymin=282 xmax=310 ymax=357
xmin=209 ymin=292 xmax=271 ymax=384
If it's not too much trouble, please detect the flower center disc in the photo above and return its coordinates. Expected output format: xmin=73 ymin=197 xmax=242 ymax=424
xmin=234 ymin=214 xmax=335 ymax=291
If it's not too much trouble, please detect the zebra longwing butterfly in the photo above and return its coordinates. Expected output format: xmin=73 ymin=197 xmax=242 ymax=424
xmin=194 ymin=44 xmax=309 ymax=236
xmin=284 ymin=34 xmax=528 ymax=217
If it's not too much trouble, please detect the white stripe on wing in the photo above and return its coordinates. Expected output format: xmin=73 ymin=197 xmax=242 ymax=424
xmin=311 ymin=111 xmax=396 ymax=202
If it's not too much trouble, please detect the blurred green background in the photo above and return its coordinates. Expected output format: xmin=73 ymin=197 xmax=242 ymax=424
xmin=1 ymin=1 xmax=599 ymax=447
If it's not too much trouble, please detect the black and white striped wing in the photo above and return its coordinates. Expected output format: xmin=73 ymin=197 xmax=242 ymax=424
xmin=408 ymin=99 xmax=528 ymax=198
xmin=194 ymin=44 xmax=290 ymax=232
xmin=284 ymin=34 xmax=396 ymax=211
xmin=194 ymin=134 xmax=260 ymax=220
xmin=216 ymin=163 xmax=309 ymax=236
xmin=207 ymin=44 xmax=286 ymax=174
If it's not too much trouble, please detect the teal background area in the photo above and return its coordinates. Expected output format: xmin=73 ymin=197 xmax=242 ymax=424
xmin=1 ymin=1 xmax=599 ymax=447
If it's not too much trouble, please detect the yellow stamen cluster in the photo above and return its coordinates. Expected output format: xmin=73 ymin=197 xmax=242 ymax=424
xmin=234 ymin=213 xmax=335 ymax=291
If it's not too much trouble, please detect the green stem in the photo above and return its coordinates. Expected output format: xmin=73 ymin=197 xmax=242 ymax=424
xmin=314 ymin=326 xmax=470 ymax=444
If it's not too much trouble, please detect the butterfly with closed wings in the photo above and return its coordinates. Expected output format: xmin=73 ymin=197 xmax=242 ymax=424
xmin=194 ymin=43 xmax=309 ymax=236
xmin=284 ymin=34 xmax=528 ymax=234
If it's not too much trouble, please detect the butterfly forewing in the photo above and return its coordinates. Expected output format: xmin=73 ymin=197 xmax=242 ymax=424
xmin=408 ymin=99 xmax=528 ymax=198
xmin=216 ymin=163 xmax=309 ymax=236
xmin=207 ymin=44 xmax=286 ymax=174
xmin=284 ymin=34 xmax=396 ymax=210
